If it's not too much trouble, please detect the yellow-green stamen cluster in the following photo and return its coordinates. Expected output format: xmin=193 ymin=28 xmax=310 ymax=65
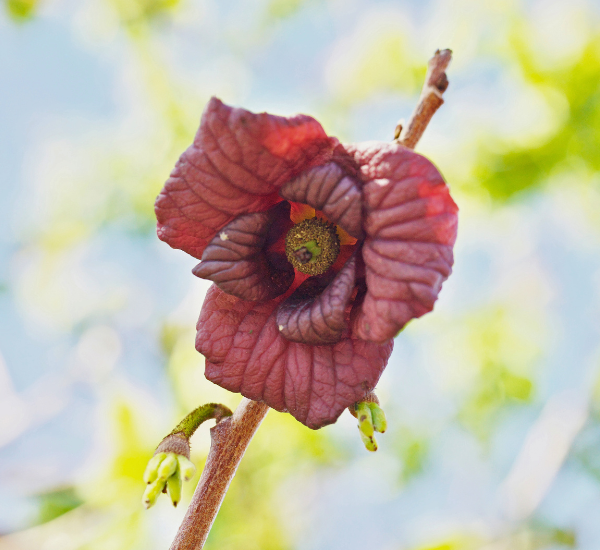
xmin=285 ymin=218 xmax=340 ymax=275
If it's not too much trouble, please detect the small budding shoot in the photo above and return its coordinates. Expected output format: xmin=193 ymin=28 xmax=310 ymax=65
xmin=142 ymin=403 xmax=232 ymax=509
xmin=177 ymin=454 xmax=197 ymax=481
xmin=167 ymin=469 xmax=183 ymax=506
xmin=144 ymin=476 xmax=168 ymax=508
xmin=353 ymin=399 xmax=387 ymax=452
xmin=158 ymin=453 xmax=178 ymax=480
xmin=143 ymin=452 xmax=197 ymax=509
xmin=143 ymin=452 xmax=166 ymax=484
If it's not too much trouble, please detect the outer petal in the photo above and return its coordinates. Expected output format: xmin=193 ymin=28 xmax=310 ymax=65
xmin=345 ymin=142 xmax=458 ymax=343
xmin=155 ymin=97 xmax=338 ymax=259
xmin=196 ymin=284 xmax=393 ymax=429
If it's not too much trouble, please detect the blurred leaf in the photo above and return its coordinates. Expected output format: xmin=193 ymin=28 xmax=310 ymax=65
xmin=411 ymin=525 xmax=575 ymax=550
xmin=267 ymin=0 xmax=308 ymax=19
xmin=475 ymin=32 xmax=600 ymax=200
xmin=110 ymin=0 xmax=181 ymax=29
xmin=402 ymin=439 xmax=428 ymax=481
xmin=455 ymin=307 xmax=538 ymax=440
xmin=501 ymin=370 xmax=532 ymax=401
xmin=331 ymin=33 xmax=424 ymax=107
xmin=550 ymin=528 xmax=577 ymax=547
xmin=516 ymin=524 xmax=577 ymax=549
xmin=159 ymin=322 xmax=186 ymax=357
xmin=111 ymin=401 xmax=154 ymax=483
xmin=5 ymin=0 xmax=38 ymax=21
xmin=459 ymin=362 xmax=534 ymax=440
xmin=37 ymin=488 xmax=83 ymax=524
xmin=411 ymin=534 xmax=483 ymax=550
xmin=389 ymin=426 xmax=429 ymax=485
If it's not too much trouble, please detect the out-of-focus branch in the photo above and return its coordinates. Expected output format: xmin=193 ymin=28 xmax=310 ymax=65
xmin=498 ymin=390 xmax=588 ymax=521
xmin=169 ymin=398 xmax=269 ymax=550
xmin=395 ymin=49 xmax=452 ymax=149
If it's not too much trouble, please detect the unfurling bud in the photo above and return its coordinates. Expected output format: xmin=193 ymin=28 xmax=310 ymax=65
xmin=177 ymin=455 xmax=196 ymax=482
xmin=143 ymin=452 xmax=167 ymax=484
xmin=143 ymin=478 xmax=167 ymax=509
xmin=142 ymin=452 xmax=184 ymax=508
xmin=359 ymin=429 xmax=377 ymax=452
xmin=349 ymin=393 xmax=387 ymax=452
xmin=356 ymin=402 xmax=374 ymax=438
xmin=142 ymin=402 xmax=233 ymax=509
xmin=369 ymin=402 xmax=387 ymax=433
xmin=167 ymin=469 xmax=182 ymax=507
xmin=157 ymin=453 xmax=178 ymax=480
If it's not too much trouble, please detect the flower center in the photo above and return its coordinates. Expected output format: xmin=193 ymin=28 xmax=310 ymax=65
xmin=285 ymin=217 xmax=340 ymax=275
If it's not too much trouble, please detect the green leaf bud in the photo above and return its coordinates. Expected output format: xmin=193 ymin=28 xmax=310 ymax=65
xmin=177 ymin=455 xmax=196 ymax=482
xmin=359 ymin=429 xmax=377 ymax=452
xmin=157 ymin=453 xmax=178 ymax=481
xmin=368 ymin=402 xmax=387 ymax=433
xmin=143 ymin=478 xmax=167 ymax=509
xmin=143 ymin=452 xmax=167 ymax=484
xmin=167 ymin=470 xmax=182 ymax=507
xmin=356 ymin=402 xmax=374 ymax=438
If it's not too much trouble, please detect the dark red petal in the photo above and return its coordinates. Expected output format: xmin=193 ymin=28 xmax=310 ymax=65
xmin=196 ymin=284 xmax=393 ymax=429
xmin=280 ymin=162 xmax=363 ymax=238
xmin=345 ymin=142 xmax=458 ymax=343
xmin=192 ymin=202 xmax=294 ymax=301
xmin=276 ymin=254 xmax=356 ymax=344
xmin=155 ymin=97 xmax=338 ymax=260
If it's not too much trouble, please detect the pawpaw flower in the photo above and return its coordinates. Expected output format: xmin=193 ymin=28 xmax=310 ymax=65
xmin=155 ymin=98 xmax=458 ymax=429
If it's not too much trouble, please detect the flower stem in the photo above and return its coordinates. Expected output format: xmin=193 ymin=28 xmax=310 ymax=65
xmin=169 ymin=403 xmax=233 ymax=439
xmin=169 ymin=398 xmax=269 ymax=550
xmin=395 ymin=48 xmax=452 ymax=150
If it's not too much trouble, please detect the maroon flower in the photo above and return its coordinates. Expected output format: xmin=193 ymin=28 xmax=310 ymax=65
xmin=155 ymin=98 xmax=458 ymax=429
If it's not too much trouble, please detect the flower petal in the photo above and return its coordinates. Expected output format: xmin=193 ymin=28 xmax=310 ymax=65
xmin=276 ymin=254 xmax=356 ymax=344
xmin=155 ymin=97 xmax=337 ymax=259
xmin=346 ymin=142 xmax=458 ymax=343
xmin=196 ymin=284 xmax=393 ymax=429
xmin=192 ymin=202 xmax=295 ymax=301
xmin=280 ymin=162 xmax=363 ymax=238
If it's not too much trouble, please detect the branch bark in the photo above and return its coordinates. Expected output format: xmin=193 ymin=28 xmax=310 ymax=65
xmin=395 ymin=49 xmax=452 ymax=149
xmin=169 ymin=398 xmax=269 ymax=550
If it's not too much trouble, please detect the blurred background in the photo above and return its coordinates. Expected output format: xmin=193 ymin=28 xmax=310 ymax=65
xmin=1 ymin=0 xmax=600 ymax=548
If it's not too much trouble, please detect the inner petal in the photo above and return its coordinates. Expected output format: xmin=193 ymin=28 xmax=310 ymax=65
xmin=290 ymin=202 xmax=315 ymax=224
xmin=193 ymin=201 xmax=294 ymax=301
xmin=276 ymin=253 xmax=357 ymax=345
xmin=280 ymin=162 xmax=363 ymax=239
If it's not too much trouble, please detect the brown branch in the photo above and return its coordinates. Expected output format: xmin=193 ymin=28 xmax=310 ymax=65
xmin=169 ymin=398 xmax=270 ymax=550
xmin=395 ymin=48 xmax=452 ymax=149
